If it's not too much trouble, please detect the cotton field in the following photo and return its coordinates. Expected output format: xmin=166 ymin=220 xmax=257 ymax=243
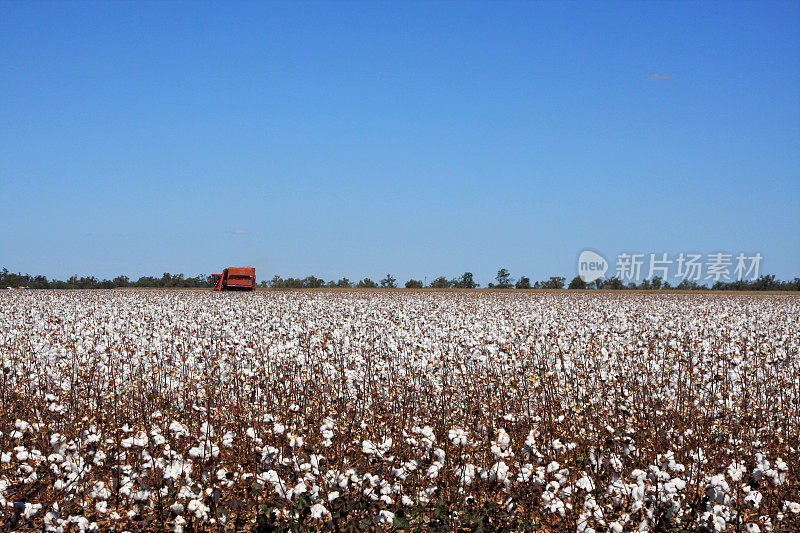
xmin=1 ymin=290 xmax=798 ymax=532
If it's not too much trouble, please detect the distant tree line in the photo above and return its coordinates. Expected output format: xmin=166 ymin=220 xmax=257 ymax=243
xmin=262 ymin=272 xmax=478 ymax=289
xmin=0 ymin=268 xmax=213 ymax=289
xmin=2 ymin=267 xmax=798 ymax=291
xmin=489 ymin=268 xmax=799 ymax=291
xmin=564 ymin=273 xmax=800 ymax=291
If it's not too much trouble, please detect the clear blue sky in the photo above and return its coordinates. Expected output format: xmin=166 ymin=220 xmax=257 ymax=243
xmin=1 ymin=1 xmax=798 ymax=285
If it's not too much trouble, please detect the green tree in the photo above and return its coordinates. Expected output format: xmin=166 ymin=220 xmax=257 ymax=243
xmin=336 ymin=278 xmax=352 ymax=288
xmin=356 ymin=278 xmax=378 ymax=288
xmin=453 ymin=272 xmax=478 ymax=289
xmin=380 ymin=274 xmax=397 ymax=288
xmin=676 ymin=279 xmax=704 ymax=290
xmin=405 ymin=279 xmax=423 ymax=288
xmin=604 ymin=277 xmax=624 ymax=290
xmin=540 ymin=276 xmax=566 ymax=289
xmin=495 ymin=268 xmax=513 ymax=289
xmin=516 ymin=276 xmax=531 ymax=289
xmin=568 ymin=276 xmax=586 ymax=289
xmin=429 ymin=276 xmax=452 ymax=289
xmin=302 ymin=276 xmax=324 ymax=288
xmin=31 ymin=275 xmax=49 ymax=289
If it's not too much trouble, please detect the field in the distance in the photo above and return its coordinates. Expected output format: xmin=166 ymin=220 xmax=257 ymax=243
xmin=1 ymin=290 xmax=798 ymax=532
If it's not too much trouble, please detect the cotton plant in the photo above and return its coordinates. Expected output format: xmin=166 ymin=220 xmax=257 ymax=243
xmin=0 ymin=290 xmax=797 ymax=530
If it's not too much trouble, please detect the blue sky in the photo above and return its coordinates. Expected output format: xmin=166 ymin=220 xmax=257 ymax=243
xmin=1 ymin=1 xmax=798 ymax=285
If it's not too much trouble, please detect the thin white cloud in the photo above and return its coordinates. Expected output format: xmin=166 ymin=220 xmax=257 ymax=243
xmin=232 ymin=229 xmax=250 ymax=235
xmin=647 ymin=74 xmax=671 ymax=81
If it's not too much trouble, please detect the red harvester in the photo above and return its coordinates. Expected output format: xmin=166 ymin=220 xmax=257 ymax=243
xmin=212 ymin=267 xmax=256 ymax=291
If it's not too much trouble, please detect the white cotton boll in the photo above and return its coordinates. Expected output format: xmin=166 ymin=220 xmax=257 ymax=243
xmin=782 ymin=501 xmax=800 ymax=513
xmin=524 ymin=430 xmax=537 ymax=448
xmin=489 ymin=461 xmax=509 ymax=484
xmin=374 ymin=510 xmax=395 ymax=524
xmin=420 ymin=425 xmax=436 ymax=442
xmin=728 ymin=462 xmax=745 ymax=482
xmin=169 ymin=421 xmax=188 ymax=437
xmin=576 ymin=474 xmax=594 ymax=491
xmin=746 ymin=524 xmax=760 ymax=533
xmin=546 ymin=497 xmax=566 ymax=516
xmin=310 ymin=503 xmax=328 ymax=519
xmin=448 ymin=428 xmax=467 ymax=446
xmin=187 ymin=499 xmax=209 ymax=520
xmin=362 ymin=440 xmax=377 ymax=455
xmin=90 ymin=481 xmax=110 ymax=500
xmin=132 ymin=431 xmax=148 ymax=447
xmin=460 ymin=464 xmax=476 ymax=486
xmin=309 ymin=454 xmax=324 ymax=471
xmin=491 ymin=444 xmax=504 ymax=459
xmin=668 ymin=477 xmax=686 ymax=492
xmin=576 ymin=512 xmax=591 ymax=533
xmin=609 ymin=521 xmax=623 ymax=533
xmin=745 ymin=490 xmax=763 ymax=509
xmin=496 ymin=429 xmax=511 ymax=451
xmin=631 ymin=483 xmax=645 ymax=502
xmin=551 ymin=439 xmax=566 ymax=454
xmin=273 ymin=423 xmax=286 ymax=435
xmin=23 ymin=502 xmax=42 ymax=518
xmin=328 ymin=491 xmax=339 ymax=501
xmin=188 ymin=446 xmax=203 ymax=459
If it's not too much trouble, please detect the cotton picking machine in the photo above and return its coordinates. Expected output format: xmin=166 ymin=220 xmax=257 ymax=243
xmin=212 ymin=267 xmax=256 ymax=291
